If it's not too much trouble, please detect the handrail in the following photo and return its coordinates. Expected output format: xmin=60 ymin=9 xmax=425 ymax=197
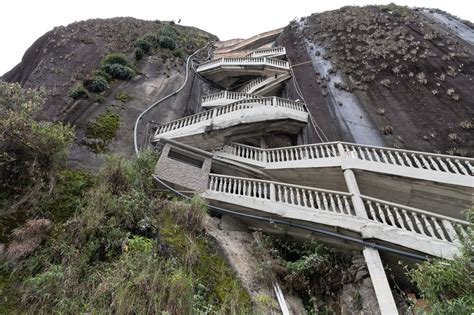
xmin=201 ymin=91 xmax=261 ymax=106
xmin=341 ymin=142 xmax=474 ymax=165
xmin=197 ymin=57 xmax=290 ymax=72
xmin=215 ymin=141 xmax=474 ymax=177
xmin=208 ymin=173 xmax=353 ymax=197
xmin=155 ymin=96 xmax=307 ymax=136
xmin=207 ymin=174 xmax=468 ymax=245
xmin=246 ymin=47 xmax=286 ymax=58
xmin=134 ymin=42 xmax=211 ymax=153
xmin=361 ymin=195 xmax=469 ymax=226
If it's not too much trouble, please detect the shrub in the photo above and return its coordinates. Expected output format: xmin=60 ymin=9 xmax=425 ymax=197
xmin=159 ymin=36 xmax=176 ymax=50
xmin=134 ymin=37 xmax=153 ymax=54
xmin=114 ymin=91 xmax=134 ymax=102
xmin=68 ymin=81 xmax=87 ymax=99
xmin=407 ymin=209 xmax=473 ymax=314
xmin=0 ymin=82 xmax=74 ymax=209
xmin=160 ymin=24 xmax=178 ymax=38
xmin=173 ymin=48 xmax=184 ymax=59
xmin=134 ymin=47 xmax=145 ymax=61
xmin=101 ymin=64 xmax=135 ymax=80
xmin=84 ymin=75 xmax=108 ymax=93
xmin=101 ymin=53 xmax=129 ymax=66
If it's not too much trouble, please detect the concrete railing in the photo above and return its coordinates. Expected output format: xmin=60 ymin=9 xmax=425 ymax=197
xmin=240 ymin=75 xmax=291 ymax=94
xmin=218 ymin=142 xmax=339 ymax=164
xmin=342 ymin=143 xmax=473 ymax=176
xmin=197 ymin=57 xmax=290 ymax=72
xmin=207 ymin=174 xmax=469 ymax=247
xmin=155 ymin=97 xmax=307 ymax=136
xmin=246 ymin=47 xmax=286 ymax=58
xmin=361 ymin=195 xmax=470 ymax=244
xmin=201 ymin=91 xmax=261 ymax=108
xmin=215 ymin=142 xmax=474 ymax=180
xmin=208 ymin=174 xmax=356 ymax=215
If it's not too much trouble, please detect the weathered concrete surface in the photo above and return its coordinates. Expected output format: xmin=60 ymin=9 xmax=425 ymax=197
xmin=155 ymin=143 xmax=211 ymax=193
xmin=363 ymin=248 xmax=399 ymax=315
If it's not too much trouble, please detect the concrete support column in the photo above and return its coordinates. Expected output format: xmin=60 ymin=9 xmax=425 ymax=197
xmin=363 ymin=247 xmax=399 ymax=315
xmin=342 ymin=168 xmax=368 ymax=218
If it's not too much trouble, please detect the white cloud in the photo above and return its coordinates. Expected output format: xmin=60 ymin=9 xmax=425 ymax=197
xmin=1 ymin=0 xmax=472 ymax=75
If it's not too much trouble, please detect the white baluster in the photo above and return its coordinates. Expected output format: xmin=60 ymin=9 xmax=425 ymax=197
xmin=385 ymin=205 xmax=396 ymax=226
xmin=402 ymin=153 xmax=413 ymax=167
xmin=455 ymin=160 xmax=469 ymax=175
xmin=431 ymin=218 xmax=446 ymax=241
xmin=376 ymin=203 xmax=387 ymax=223
xmin=373 ymin=149 xmax=381 ymax=162
xmin=336 ymin=195 xmax=344 ymax=214
xmin=301 ymin=189 xmax=307 ymax=207
xmin=442 ymin=220 xmax=460 ymax=243
xmin=402 ymin=210 xmax=414 ymax=231
xmin=437 ymin=157 xmax=449 ymax=172
xmin=322 ymin=193 xmax=329 ymax=210
xmin=446 ymin=158 xmax=459 ymax=174
xmin=422 ymin=215 xmax=435 ymax=237
xmin=315 ymin=192 xmax=322 ymax=209
xmin=427 ymin=156 xmax=440 ymax=171
xmin=308 ymin=191 xmax=315 ymax=208
xmin=344 ymin=196 xmax=352 ymax=215
xmin=413 ymin=214 xmax=426 ymax=235
xmin=394 ymin=208 xmax=405 ymax=229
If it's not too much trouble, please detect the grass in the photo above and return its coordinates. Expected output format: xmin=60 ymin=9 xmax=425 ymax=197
xmin=84 ymin=110 xmax=120 ymax=153
xmin=114 ymin=91 xmax=134 ymax=102
xmin=1 ymin=152 xmax=252 ymax=314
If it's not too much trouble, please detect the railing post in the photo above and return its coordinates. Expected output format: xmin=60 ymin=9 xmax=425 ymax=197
xmin=212 ymin=108 xmax=217 ymax=118
xmin=270 ymin=183 xmax=276 ymax=201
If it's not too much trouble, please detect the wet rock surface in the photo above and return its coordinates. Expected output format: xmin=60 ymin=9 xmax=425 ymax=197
xmin=279 ymin=5 xmax=474 ymax=156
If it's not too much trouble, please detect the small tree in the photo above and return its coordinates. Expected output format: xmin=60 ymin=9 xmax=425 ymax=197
xmin=407 ymin=208 xmax=473 ymax=314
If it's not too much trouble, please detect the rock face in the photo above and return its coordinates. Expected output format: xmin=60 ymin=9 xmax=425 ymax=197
xmin=3 ymin=17 xmax=217 ymax=168
xmin=279 ymin=5 xmax=474 ymax=156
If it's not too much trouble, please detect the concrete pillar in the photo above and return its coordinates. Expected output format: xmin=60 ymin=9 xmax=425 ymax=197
xmin=342 ymin=168 xmax=368 ymax=218
xmin=363 ymin=247 xmax=399 ymax=315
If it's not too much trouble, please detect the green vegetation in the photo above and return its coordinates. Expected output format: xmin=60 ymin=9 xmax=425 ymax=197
xmin=133 ymin=24 xmax=179 ymax=61
xmin=380 ymin=3 xmax=411 ymax=17
xmin=253 ymin=232 xmax=351 ymax=313
xmin=159 ymin=35 xmax=176 ymax=50
xmin=1 ymin=149 xmax=251 ymax=314
xmin=407 ymin=208 xmax=473 ymax=314
xmin=68 ymin=81 xmax=87 ymax=99
xmin=84 ymin=110 xmax=120 ymax=153
xmin=0 ymin=82 xmax=74 ymax=233
xmin=114 ymin=91 xmax=134 ymax=102
xmin=97 ymin=53 xmax=136 ymax=81
xmin=84 ymin=75 xmax=109 ymax=93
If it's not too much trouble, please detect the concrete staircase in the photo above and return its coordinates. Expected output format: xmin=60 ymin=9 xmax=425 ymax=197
xmin=151 ymin=30 xmax=474 ymax=314
xmin=153 ymin=41 xmax=473 ymax=259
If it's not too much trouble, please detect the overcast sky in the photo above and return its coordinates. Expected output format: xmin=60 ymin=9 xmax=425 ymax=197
xmin=1 ymin=0 xmax=472 ymax=75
